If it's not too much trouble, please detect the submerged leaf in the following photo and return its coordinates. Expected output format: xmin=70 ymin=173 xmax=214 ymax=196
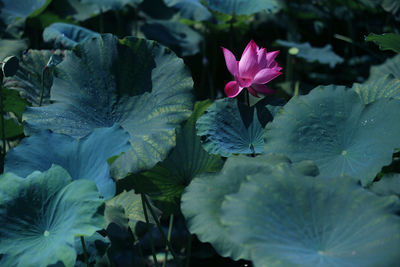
xmin=264 ymin=85 xmax=400 ymax=185
xmin=0 ymin=165 xmax=104 ymax=267
xmin=5 ymin=125 xmax=130 ymax=199
xmin=23 ymin=34 xmax=193 ymax=177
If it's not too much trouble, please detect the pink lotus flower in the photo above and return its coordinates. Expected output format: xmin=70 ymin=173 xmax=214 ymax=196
xmin=222 ymin=40 xmax=282 ymax=98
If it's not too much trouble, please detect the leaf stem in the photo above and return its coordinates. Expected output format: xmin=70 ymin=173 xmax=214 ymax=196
xmin=39 ymin=67 xmax=47 ymax=107
xmin=185 ymin=234 xmax=192 ymax=267
xmin=162 ymin=214 xmax=174 ymax=267
xmin=80 ymin=236 xmax=89 ymax=267
xmin=141 ymin=194 xmax=160 ymax=267
xmin=142 ymin=196 xmax=182 ymax=267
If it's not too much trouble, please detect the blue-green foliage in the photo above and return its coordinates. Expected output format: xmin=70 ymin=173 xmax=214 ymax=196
xmin=5 ymin=125 xmax=130 ymax=199
xmin=0 ymin=166 xmax=104 ymax=267
xmin=43 ymin=22 xmax=101 ymax=49
xmin=23 ymin=34 xmax=194 ymax=178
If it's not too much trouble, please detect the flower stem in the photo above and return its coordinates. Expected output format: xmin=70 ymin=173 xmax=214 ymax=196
xmin=142 ymin=196 xmax=182 ymax=267
xmin=141 ymin=194 xmax=160 ymax=267
xmin=245 ymin=89 xmax=250 ymax=107
xmin=162 ymin=214 xmax=174 ymax=267
xmin=0 ymin=75 xmax=5 ymax=173
xmin=80 ymin=236 xmax=89 ymax=267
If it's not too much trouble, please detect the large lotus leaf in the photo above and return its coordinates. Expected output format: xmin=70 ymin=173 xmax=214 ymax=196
xmin=23 ymin=34 xmax=194 ymax=177
xmin=181 ymin=154 xmax=317 ymax=260
xmin=164 ymin=0 xmax=212 ymax=21
xmin=3 ymin=49 xmax=65 ymax=106
xmin=206 ymin=0 xmax=280 ymax=15
xmin=353 ymin=74 xmax=400 ymax=104
xmin=264 ymin=85 xmax=400 ymax=186
xmin=221 ymin=170 xmax=400 ymax=267
xmin=365 ymin=33 xmax=400 ymax=54
xmin=43 ymin=23 xmax=100 ymax=49
xmin=369 ymin=54 xmax=400 ymax=80
xmin=141 ymin=19 xmax=203 ymax=57
xmin=0 ymin=165 xmax=104 ymax=267
xmin=4 ymin=125 xmax=130 ymax=199
xmin=196 ymin=98 xmax=272 ymax=157
xmin=0 ymin=0 xmax=51 ymax=25
xmin=127 ymin=101 xmax=223 ymax=211
xmin=369 ymin=173 xmax=400 ymax=197
xmin=277 ymin=40 xmax=344 ymax=68
xmin=0 ymin=39 xmax=27 ymax=61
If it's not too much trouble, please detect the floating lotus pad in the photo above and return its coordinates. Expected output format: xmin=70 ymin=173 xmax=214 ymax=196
xmin=264 ymin=85 xmax=400 ymax=185
xmin=222 ymin=170 xmax=400 ymax=267
xmin=5 ymin=125 xmax=130 ymax=199
xmin=196 ymin=98 xmax=271 ymax=157
xmin=23 ymin=34 xmax=194 ymax=177
xmin=181 ymin=154 xmax=317 ymax=260
xmin=0 ymin=165 xmax=104 ymax=267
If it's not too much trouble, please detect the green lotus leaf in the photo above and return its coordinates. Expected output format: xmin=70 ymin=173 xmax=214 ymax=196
xmin=1 ymin=86 xmax=29 ymax=120
xmin=264 ymin=85 xmax=400 ymax=185
xmin=23 ymin=34 xmax=193 ymax=178
xmin=369 ymin=173 xmax=400 ymax=197
xmin=141 ymin=19 xmax=203 ymax=56
xmin=353 ymin=74 xmax=400 ymax=104
xmin=164 ymin=0 xmax=212 ymax=21
xmin=366 ymin=33 xmax=400 ymax=54
xmin=277 ymin=40 xmax=344 ymax=68
xmin=369 ymin=54 xmax=400 ymax=81
xmin=206 ymin=0 xmax=280 ymax=15
xmin=0 ymin=165 xmax=104 ymax=267
xmin=43 ymin=22 xmax=100 ymax=49
xmin=0 ymin=0 xmax=51 ymax=25
xmin=4 ymin=125 xmax=130 ymax=199
xmin=125 ymin=101 xmax=223 ymax=213
xmin=0 ymin=39 xmax=27 ymax=61
xmin=181 ymin=154 xmax=317 ymax=260
xmin=0 ymin=118 xmax=23 ymax=139
xmin=196 ymin=98 xmax=272 ymax=157
xmin=3 ymin=49 xmax=64 ymax=106
xmin=221 ymin=169 xmax=400 ymax=267
xmin=104 ymin=190 xmax=160 ymax=230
